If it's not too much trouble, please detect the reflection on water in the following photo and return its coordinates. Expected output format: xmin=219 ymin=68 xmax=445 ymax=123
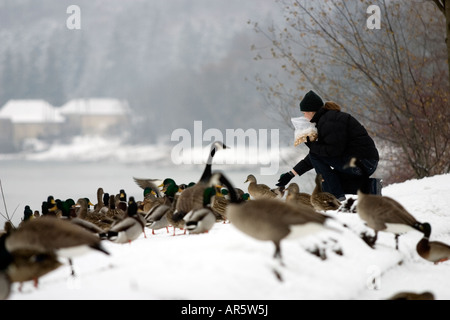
xmin=0 ymin=160 xmax=315 ymax=228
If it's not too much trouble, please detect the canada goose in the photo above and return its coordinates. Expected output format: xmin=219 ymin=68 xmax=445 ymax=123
xmin=107 ymin=197 xmax=146 ymax=243
xmin=285 ymin=183 xmax=313 ymax=208
xmin=173 ymin=141 xmax=227 ymax=226
xmin=416 ymin=223 xmax=450 ymax=264
xmin=184 ymin=207 xmax=216 ymax=235
xmin=144 ymin=203 xmax=171 ymax=234
xmin=4 ymin=216 xmax=109 ymax=276
xmin=349 ymin=158 xmax=427 ymax=249
xmin=244 ymin=174 xmax=279 ymax=199
xmin=311 ymin=174 xmax=341 ymax=211
xmin=218 ymin=172 xmax=334 ymax=262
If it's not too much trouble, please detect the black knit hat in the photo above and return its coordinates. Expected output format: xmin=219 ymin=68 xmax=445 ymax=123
xmin=300 ymin=90 xmax=324 ymax=112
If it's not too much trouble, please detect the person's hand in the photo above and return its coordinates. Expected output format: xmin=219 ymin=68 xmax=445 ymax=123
xmin=305 ymin=136 xmax=318 ymax=150
xmin=305 ymin=136 xmax=312 ymax=147
xmin=276 ymin=171 xmax=295 ymax=187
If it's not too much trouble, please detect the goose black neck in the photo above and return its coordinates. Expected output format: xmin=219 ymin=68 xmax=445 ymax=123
xmin=218 ymin=173 xmax=241 ymax=204
xmin=199 ymin=147 xmax=216 ymax=182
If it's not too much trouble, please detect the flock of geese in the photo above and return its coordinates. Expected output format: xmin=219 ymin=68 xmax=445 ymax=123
xmin=0 ymin=141 xmax=449 ymax=300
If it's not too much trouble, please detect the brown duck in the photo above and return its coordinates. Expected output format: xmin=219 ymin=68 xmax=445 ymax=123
xmin=310 ymin=174 xmax=341 ymax=211
xmin=245 ymin=174 xmax=280 ymax=200
xmin=285 ymin=183 xmax=313 ymax=208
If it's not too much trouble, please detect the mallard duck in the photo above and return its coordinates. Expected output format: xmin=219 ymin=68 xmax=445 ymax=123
xmin=416 ymin=223 xmax=450 ymax=264
xmin=311 ymin=174 xmax=341 ymax=211
xmin=18 ymin=206 xmax=34 ymax=228
xmin=244 ymin=174 xmax=279 ymax=199
xmin=4 ymin=216 xmax=109 ymax=276
xmin=46 ymin=196 xmax=59 ymax=216
xmin=219 ymin=172 xmax=333 ymax=263
xmin=349 ymin=158 xmax=427 ymax=249
xmin=211 ymin=188 xmax=229 ymax=222
xmin=106 ymin=194 xmax=126 ymax=221
xmin=75 ymin=198 xmax=114 ymax=231
xmin=144 ymin=203 xmax=171 ymax=235
xmin=4 ymin=250 xmax=62 ymax=291
xmin=184 ymin=207 xmax=216 ymax=234
xmin=173 ymin=141 xmax=227 ymax=227
xmin=106 ymin=197 xmax=146 ymax=243
xmin=285 ymin=183 xmax=313 ymax=208
xmin=133 ymin=177 xmax=164 ymax=198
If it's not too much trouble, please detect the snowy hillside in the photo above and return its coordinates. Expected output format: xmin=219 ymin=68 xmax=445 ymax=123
xmin=4 ymin=173 xmax=450 ymax=302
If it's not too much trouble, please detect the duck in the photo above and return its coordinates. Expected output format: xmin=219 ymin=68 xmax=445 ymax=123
xmin=183 ymin=186 xmax=220 ymax=234
xmin=93 ymin=187 xmax=106 ymax=214
xmin=172 ymin=141 xmax=227 ymax=229
xmin=133 ymin=177 xmax=164 ymax=198
xmin=144 ymin=203 xmax=172 ymax=235
xmin=349 ymin=158 xmax=427 ymax=249
xmin=218 ymin=172 xmax=335 ymax=263
xmin=18 ymin=206 xmax=34 ymax=228
xmin=75 ymin=198 xmax=114 ymax=231
xmin=416 ymin=223 xmax=450 ymax=264
xmin=4 ymin=216 xmax=109 ymax=276
xmin=45 ymin=196 xmax=59 ymax=216
xmin=4 ymin=250 xmax=62 ymax=291
xmin=285 ymin=183 xmax=313 ymax=208
xmin=106 ymin=197 xmax=146 ymax=244
xmin=106 ymin=194 xmax=126 ymax=221
xmin=54 ymin=199 xmax=76 ymax=219
xmin=244 ymin=174 xmax=279 ymax=199
xmin=184 ymin=207 xmax=216 ymax=235
xmin=310 ymin=174 xmax=341 ymax=211
xmin=211 ymin=187 xmax=230 ymax=222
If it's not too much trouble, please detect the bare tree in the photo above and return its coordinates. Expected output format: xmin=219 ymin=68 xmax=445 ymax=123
xmin=430 ymin=0 xmax=450 ymax=81
xmin=251 ymin=0 xmax=449 ymax=184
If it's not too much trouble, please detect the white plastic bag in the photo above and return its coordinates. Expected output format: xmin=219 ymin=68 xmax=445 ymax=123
xmin=291 ymin=117 xmax=318 ymax=146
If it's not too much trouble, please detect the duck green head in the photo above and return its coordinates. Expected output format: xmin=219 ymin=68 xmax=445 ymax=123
xmin=203 ymin=187 xmax=217 ymax=206
xmin=143 ymin=187 xmax=152 ymax=197
xmin=163 ymin=182 xmax=179 ymax=198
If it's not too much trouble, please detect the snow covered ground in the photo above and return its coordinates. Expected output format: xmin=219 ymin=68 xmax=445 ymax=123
xmin=4 ymin=172 xmax=450 ymax=301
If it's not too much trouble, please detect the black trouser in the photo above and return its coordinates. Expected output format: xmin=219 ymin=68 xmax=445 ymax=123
xmin=309 ymin=153 xmax=378 ymax=198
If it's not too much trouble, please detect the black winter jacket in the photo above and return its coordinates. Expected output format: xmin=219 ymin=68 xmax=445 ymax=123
xmin=293 ymin=107 xmax=379 ymax=176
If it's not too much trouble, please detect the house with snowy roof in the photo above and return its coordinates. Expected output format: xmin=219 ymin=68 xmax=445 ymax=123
xmin=0 ymin=100 xmax=65 ymax=150
xmin=0 ymin=98 xmax=131 ymax=152
xmin=59 ymin=98 xmax=130 ymax=136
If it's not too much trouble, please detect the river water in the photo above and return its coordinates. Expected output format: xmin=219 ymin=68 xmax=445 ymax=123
xmin=0 ymin=159 xmax=315 ymax=228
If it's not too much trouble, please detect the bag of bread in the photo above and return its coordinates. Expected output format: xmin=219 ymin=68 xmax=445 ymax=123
xmin=291 ymin=117 xmax=318 ymax=146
